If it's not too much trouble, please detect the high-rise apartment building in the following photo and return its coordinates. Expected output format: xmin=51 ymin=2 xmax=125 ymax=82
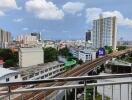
xmin=92 ymin=15 xmax=117 ymax=50
xmin=31 ymin=32 xmax=41 ymax=41
xmin=86 ymin=30 xmax=91 ymax=42
xmin=16 ymin=35 xmax=38 ymax=44
xmin=0 ymin=29 xmax=12 ymax=48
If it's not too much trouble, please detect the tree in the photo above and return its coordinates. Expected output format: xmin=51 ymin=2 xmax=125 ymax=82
xmin=0 ymin=48 xmax=19 ymax=68
xmin=59 ymin=47 xmax=71 ymax=57
xmin=4 ymin=60 xmax=15 ymax=68
xmin=0 ymin=49 xmax=13 ymax=61
xmin=78 ymin=59 xmax=83 ymax=65
xmin=44 ymin=47 xmax=58 ymax=63
xmin=12 ymin=51 xmax=19 ymax=62
xmin=117 ymin=46 xmax=127 ymax=51
xmin=104 ymin=46 xmax=113 ymax=54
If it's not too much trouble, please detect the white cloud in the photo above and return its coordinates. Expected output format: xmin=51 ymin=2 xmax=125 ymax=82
xmin=0 ymin=11 xmax=5 ymax=16
xmin=0 ymin=0 xmax=21 ymax=16
xmin=63 ymin=2 xmax=85 ymax=14
xmin=13 ymin=18 xmax=23 ymax=22
xmin=77 ymin=13 xmax=82 ymax=17
xmin=86 ymin=8 xmax=102 ymax=23
xmin=86 ymin=8 xmax=132 ymax=27
xmin=25 ymin=0 xmax=64 ymax=20
xmin=22 ymin=27 xmax=29 ymax=31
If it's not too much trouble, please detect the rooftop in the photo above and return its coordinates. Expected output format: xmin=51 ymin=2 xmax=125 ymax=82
xmin=109 ymin=60 xmax=131 ymax=67
xmin=0 ymin=60 xmax=4 ymax=65
xmin=19 ymin=61 xmax=64 ymax=76
xmin=19 ymin=48 xmax=43 ymax=52
xmin=0 ymin=67 xmax=18 ymax=78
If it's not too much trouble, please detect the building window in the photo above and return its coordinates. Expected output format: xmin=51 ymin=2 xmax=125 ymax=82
xmin=23 ymin=77 xmax=27 ymax=80
xmin=49 ymin=68 xmax=52 ymax=71
xmin=29 ymin=74 xmax=34 ymax=78
xmin=53 ymin=66 xmax=56 ymax=69
xmin=86 ymin=55 xmax=89 ymax=59
xmin=6 ymin=78 xmax=9 ymax=82
xmin=15 ymin=75 xmax=18 ymax=79
xmin=41 ymin=76 xmax=44 ymax=79
xmin=49 ymin=73 xmax=52 ymax=76
xmin=60 ymin=68 xmax=63 ymax=71
xmin=41 ymin=70 xmax=44 ymax=74
xmin=45 ymin=69 xmax=48 ymax=72
xmin=45 ymin=74 xmax=48 ymax=78
xmin=53 ymin=71 xmax=56 ymax=74
xmin=35 ymin=72 xmax=39 ymax=76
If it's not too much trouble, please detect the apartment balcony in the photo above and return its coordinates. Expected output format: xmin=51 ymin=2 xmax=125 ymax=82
xmin=0 ymin=73 xmax=132 ymax=100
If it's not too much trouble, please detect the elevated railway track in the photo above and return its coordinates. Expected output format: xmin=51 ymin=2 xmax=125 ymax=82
xmin=1 ymin=48 xmax=132 ymax=100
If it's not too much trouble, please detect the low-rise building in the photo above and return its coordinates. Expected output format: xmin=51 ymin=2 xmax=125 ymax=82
xmin=69 ymin=47 xmax=79 ymax=58
xmin=0 ymin=67 xmax=21 ymax=83
xmin=78 ymin=49 xmax=96 ymax=62
xmin=20 ymin=61 xmax=64 ymax=80
xmin=69 ymin=47 xmax=96 ymax=62
xmin=19 ymin=48 xmax=44 ymax=67
xmin=105 ymin=60 xmax=132 ymax=73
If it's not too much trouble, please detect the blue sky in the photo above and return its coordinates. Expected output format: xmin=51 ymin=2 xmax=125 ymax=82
xmin=0 ymin=0 xmax=132 ymax=40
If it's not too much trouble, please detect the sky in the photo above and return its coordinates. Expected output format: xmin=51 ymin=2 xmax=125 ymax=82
xmin=0 ymin=0 xmax=132 ymax=40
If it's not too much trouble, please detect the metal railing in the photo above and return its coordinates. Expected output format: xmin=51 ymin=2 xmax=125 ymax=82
xmin=0 ymin=73 xmax=132 ymax=100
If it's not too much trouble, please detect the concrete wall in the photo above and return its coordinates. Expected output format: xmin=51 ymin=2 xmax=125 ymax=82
xmin=19 ymin=48 xmax=44 ymax=67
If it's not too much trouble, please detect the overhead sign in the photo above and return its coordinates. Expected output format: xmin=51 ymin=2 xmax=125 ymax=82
xmin=97 ymin=48 xmax=106 ymax=57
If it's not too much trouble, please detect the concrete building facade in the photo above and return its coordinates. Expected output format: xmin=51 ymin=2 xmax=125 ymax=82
xmin=31 ymin=32 xmax=41 ymax=41
xmin=21 ymin=61 xmax=64 ymax=80
xmin=16 ymin=35 xmax=38 ymax=44
xmin=92 ymin=15 xmax=117 ymax=50
xmin=0 ymin=29 xmax=12 ymax=48
xmin=78 ymin=49 xmax=96 ymax=62
xmin=19 ymin=48 xmax=44 ymax=67
xmin=86 ymin=30 xmax=91 ymax=42
xmin=0 ymin=67 xmax=21 ymax=83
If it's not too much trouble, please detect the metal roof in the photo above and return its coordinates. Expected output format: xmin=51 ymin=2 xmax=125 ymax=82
xmin=0 ymin=67 xmax=18 ymax=78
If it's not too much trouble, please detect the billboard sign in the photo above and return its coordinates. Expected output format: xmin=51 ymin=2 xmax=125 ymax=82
xmin=97 ymin=48 xmax=106 ymax=57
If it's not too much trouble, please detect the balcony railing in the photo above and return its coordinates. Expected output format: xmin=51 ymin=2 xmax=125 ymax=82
xmin=0 ymin=73 xmax=132 ymax=100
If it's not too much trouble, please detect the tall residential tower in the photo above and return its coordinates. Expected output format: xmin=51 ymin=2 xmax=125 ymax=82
xmin=0 ymin=29 xmax=12 ymax=48
xmin=86 ymin=30 xmax=91 ymax=42
xmin=92 ymin=15 xmax=117 ymax=50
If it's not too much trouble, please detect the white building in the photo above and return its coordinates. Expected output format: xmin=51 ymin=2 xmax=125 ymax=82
xmin=21 ymin=61 xmax=64 ymax=80
xmin=78 ymin=49 xmax=96 ymax=62
xmin=69 ymin=47 xmax=79 ymax=58
xmin=92 ymin=15 xmax=117 ymax=50
xmin=16 ymin=35 xmax=38 ymax=44
xmin=0 ymin=67 xmax=21 ymax=83
xmin=19 ymin=48 xmax=44 ymax=67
